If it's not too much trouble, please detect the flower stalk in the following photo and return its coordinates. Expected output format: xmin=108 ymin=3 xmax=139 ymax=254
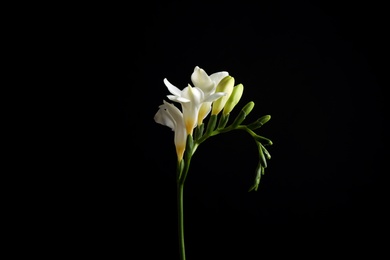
xmin=176 ymin=135 xmax=194 ymax=260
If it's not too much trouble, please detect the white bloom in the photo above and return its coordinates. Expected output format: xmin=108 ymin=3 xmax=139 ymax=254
xmin=190 ymin=66 xmax=229 ymax=124
xmin=164 ymin=75 xmax=225 ymax=135
xmin=154 ymin=100 xmax=187 ymax=162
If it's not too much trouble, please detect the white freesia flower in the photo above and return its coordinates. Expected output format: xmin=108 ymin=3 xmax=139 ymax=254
xmin=164 ymin=76 xmax=226 ymax=135
xmin=191 ymin=66 xmax=229 ymax=124
xmin=154 ymin=100 xmax=187 ymax=162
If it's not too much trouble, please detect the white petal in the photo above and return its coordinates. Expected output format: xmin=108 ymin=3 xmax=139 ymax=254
xmin=210 ymin=71 xmax=229 ymax=85
xmin=164 ymin=78 xmax=182 ymax=96
xmin=203 ymin=92 xmax=227 ymax=103
xmin=167 ymin=95 xmax=191 ymax=103
xmin=191 ymin=66 xmax=214 ymax=93
xmin=163 ymin=101 xmax=183 ymax=123
xmin=154 ymin=105 xmax=175 ymax=130
xmin=198 ymin=102 xmax=212 ymax=123
xmin=182 ymin=85 xmax=204 ymax=104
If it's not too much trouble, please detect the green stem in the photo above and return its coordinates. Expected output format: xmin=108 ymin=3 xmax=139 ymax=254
xmin=177 ymin=181 xmax=186 ymax=260
xmin=177 ymin=146 xmax=192 ymax=260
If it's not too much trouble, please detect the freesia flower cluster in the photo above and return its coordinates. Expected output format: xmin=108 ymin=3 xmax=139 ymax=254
xmin=154 ymin=66 xmax=272 ymax=191
xmin=154 ymin=66 xmax=273 ymax=260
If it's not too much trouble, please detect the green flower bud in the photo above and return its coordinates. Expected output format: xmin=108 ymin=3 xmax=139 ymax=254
xmin=242 ymin=101 xmax=255 ymax=115
xmin=248 ymin=163 xmax=263 ymax=192
xmin=212 ymin=76 xmax=235 ymax=115
xmin=223 ymin=84 xmax=244 ymax=115
xmin=231 ymin=110 xmax=246 ymax=128
xmin=261 ymin=144 xmax=271 ymax=160
xmin=247 ymin=115 xmax=271 ymax=130
xmin=257 ymin=141 xmax=267 ymax=168
xmin=253 ymin=135 xmax=273 ymax=146
xmin=230 ymin=101 xmax=255 ymax=128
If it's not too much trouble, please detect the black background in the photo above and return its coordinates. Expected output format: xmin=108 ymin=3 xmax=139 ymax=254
xmin=74 ymin=2 xmax=386 ymax=259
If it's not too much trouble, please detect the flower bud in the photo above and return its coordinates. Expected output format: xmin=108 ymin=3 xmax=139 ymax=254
xmin=261 ymin=144 xmax=271 ymax=160
xmin=257 ymin=141 xmax=267 ymax=168
xmin=248 ymin=163 xmax=263 ymax=192
xmin=222 ymin=84 xmax=244 ymax=115
xmin=247 ymin=115 xmax=271 ymax=130
xmin=242 ymin=101 xmax=255 ymax=115
xmin=211 ymin=76 xmax=235 ymax=115
xmin=253 ymin=135 xmax=273 ymax=146
xmin=230 ymin=101 xmax=255 ymax=128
